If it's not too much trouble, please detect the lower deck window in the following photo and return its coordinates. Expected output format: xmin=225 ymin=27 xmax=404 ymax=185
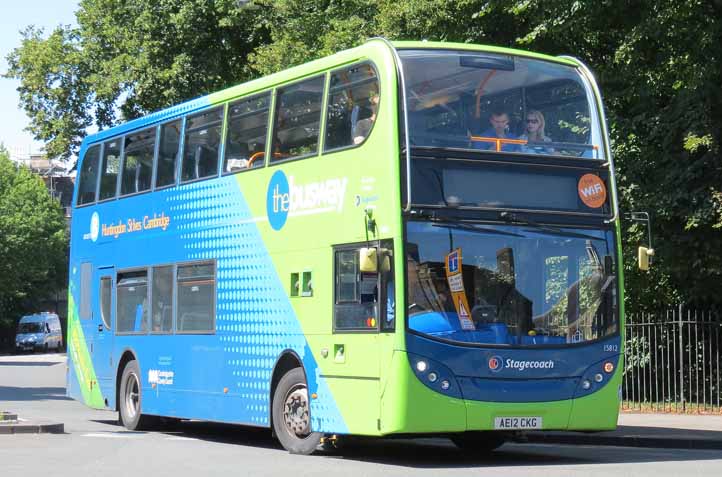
xmin=176 ymin=262 xmax=215 ymax=332
xmin=152 ymin=266 xmax=174 ymax=333
xmin=117 ymin=270 xmax=148 ymax=333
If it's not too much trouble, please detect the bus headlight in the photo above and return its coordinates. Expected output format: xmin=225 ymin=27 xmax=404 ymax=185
xmin=581 ymin=380 xmax=592 ymax=390
xmin=407 ymin=353 xmax=462 ymax=398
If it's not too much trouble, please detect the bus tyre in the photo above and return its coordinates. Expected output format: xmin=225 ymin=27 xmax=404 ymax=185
xmin=119 ymin=360 xmax=156 ymax=431
xmin=272 ymin=367 xmax=322 ymax=455
xmin=451 ymin=431 xmax=506 ymax=453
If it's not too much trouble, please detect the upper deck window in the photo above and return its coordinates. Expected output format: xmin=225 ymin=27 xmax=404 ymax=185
xmin=398 ymin=49 xmax=602 ymax=159
xmin=182 ymin=107 xmax=223 ymax=182
xmin=98 ymin=139 xmax=122 ymax=201
xmin=76 ymin=145 xmax=100 ymax=205
xmin=223 ymin=92 xmax=270 ymax=173
xmin=156 ymin=120 xmax=182 ymax=188
xmin=121 ymin=127 xmax=155 ymax=196
xmin=325 ymin=63 xmax=380 ymax=151
xmin=271 ymin=75 xmax=325 ymax=162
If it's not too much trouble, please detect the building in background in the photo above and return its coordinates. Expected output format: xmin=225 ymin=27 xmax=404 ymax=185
xmin=10 ymin=150 xmax=75 ymax=219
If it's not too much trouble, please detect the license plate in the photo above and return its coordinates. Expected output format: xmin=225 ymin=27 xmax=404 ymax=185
xmin=494 ymin=416 xmax=542 ymax=430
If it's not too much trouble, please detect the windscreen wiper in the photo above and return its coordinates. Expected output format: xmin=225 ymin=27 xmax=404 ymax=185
xmin=499 ymin=211 xmax=603 ymax=241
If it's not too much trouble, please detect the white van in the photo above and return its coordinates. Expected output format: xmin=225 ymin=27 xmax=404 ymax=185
xmin=15 ymin=312 xmax=63 ymax=353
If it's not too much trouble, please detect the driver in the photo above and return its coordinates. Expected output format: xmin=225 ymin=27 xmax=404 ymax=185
xmin=473 ymin=111 xmax=521 ymax=152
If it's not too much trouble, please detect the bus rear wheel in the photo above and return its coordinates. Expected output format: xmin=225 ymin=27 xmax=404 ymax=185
xmin=272 ymin=367 xmax=322 ymax=455
xmin=119 ymin=359 xmax=156 ymax=431
xmin=450 ymin=431 xmax=506 ymax=453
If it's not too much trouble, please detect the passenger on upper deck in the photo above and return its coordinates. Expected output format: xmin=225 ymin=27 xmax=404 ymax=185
xmin=520 ymin=110 xmax=554 ymax=155
xmin=472 ymin=111 xmax=521 ymax=152
xmin=353 ymin=91 xmax=379 ymax=145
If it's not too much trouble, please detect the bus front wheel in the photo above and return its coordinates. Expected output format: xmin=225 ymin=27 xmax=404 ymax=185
xmin=119 ymin=359 xmax=156 ymax=431
xmin=272 ymin=367 xmax=322 ymax=455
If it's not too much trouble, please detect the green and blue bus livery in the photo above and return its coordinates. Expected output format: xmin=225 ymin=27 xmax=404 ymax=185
xmin=67 ymin=39 xmax=623 ymax=454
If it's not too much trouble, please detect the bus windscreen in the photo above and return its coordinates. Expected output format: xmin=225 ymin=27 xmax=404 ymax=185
xmin=399 ymin=49 xmax=603 ymax=159
xmin=406 ymin=221 xmax=618 ymax=347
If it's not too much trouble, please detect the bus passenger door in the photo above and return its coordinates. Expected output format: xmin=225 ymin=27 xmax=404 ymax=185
xmin=325 ymin=243 xmax=389 ymax=435
xmin=92 ymin=266 xmax=116 ymax=400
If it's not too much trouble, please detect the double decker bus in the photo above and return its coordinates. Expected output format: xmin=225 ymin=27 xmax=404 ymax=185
xmin=67 ymin=39 xmax=623 ymax=454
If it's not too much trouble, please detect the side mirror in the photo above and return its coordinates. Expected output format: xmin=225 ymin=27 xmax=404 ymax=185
xmin=638 ymin=246 xmax=655 ymax=271
xmin=359 ymin=247 xmax=378 ymax=273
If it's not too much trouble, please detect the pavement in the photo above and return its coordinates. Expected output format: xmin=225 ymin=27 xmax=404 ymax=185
xmin=1 ymin=352 xmax=721 ymax=449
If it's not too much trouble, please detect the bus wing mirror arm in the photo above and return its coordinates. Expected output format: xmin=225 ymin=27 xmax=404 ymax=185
xmin=626 ymin=211 xmax=655 ymax=270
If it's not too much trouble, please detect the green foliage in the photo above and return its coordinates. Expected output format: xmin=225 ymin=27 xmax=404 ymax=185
xmin=4 ymin=0 xmax=722 ymax=308
xmin=0 ymin=148 xmax=68 ymax=331
xmin=248 ymin=0 xmax=380 ymax=75
xmin=4 ymin=0 xmax=272 ymax=159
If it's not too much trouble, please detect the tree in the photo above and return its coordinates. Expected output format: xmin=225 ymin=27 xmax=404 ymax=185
xmin=4 ymin=0 xmax=272 ymax=160
xmin=248 ymin=0 xmax=380 ymax=75
xmin=5 ymin=0 xmax=722 ymax=308
xmin=0 ymin=146 xmax=68 ymax=333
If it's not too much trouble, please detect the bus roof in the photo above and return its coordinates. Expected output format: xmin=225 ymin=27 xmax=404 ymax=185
xmin=78 ymin=39 xmax=579 ymax=152
xmin=390 ymin=40 xmax=577 ymax=67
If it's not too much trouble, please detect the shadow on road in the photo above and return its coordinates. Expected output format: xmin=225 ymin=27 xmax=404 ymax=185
xmin=313 ymin=437 xmax=722 ymax=468
xmin=0 ymin=386 xmax=71 ymax=401
xmin=89 ymin=418 xmax=721 ymax=468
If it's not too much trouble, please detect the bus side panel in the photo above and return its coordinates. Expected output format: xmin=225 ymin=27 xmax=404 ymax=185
xmin=66 ymin=42 xmax=402 ymax=434
xmin=70 ymin=176 xmax=348 ymax=432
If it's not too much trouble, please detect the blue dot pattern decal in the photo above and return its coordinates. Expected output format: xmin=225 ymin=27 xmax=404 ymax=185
xmin=164 ymin=176 xmax=347 ymax=433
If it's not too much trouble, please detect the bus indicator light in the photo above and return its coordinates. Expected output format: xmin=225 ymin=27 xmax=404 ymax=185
xmin=604 ymin=362 xmax=614 ymax=373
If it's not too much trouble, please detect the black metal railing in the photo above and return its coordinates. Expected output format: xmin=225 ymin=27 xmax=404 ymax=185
xmin=622 ymin=307 xmax=721 ymax=412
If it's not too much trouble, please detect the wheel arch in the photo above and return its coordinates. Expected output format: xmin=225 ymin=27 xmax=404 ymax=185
xmin=269 ymin=350 xmax=307 ymax=431
xmin=115 ymin=348 xmax=139 ymax=412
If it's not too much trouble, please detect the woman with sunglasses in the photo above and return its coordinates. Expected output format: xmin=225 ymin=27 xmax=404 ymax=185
xmin=520 ymin=110 xmax=554 ymax=154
